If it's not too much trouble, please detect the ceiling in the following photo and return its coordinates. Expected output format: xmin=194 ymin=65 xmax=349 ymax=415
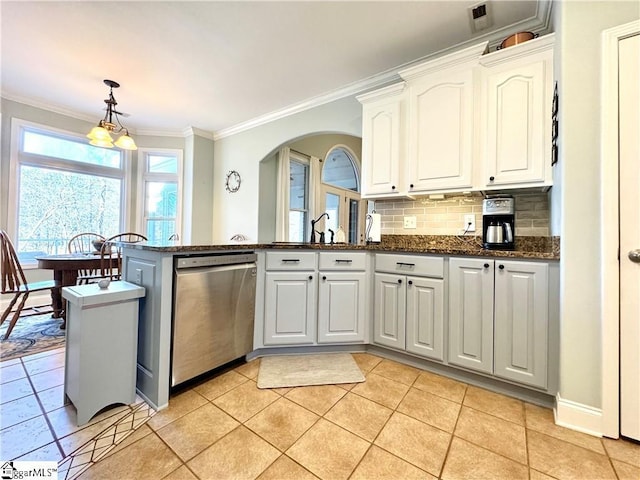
xmin=0 ymin=1 xmax=550 ymax=138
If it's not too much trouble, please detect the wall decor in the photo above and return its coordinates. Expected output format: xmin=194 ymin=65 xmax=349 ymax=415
xmin=225 ymin=170 xmax=241 ymax=193
xmin=551 ymin=82 xmax=559 ymax=166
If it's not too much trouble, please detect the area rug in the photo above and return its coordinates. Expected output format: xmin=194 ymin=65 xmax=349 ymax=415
xmin=257 ymin=353 xmax=365 ymax=389
xmin=0 ymin=312 xmax=65 ymax=361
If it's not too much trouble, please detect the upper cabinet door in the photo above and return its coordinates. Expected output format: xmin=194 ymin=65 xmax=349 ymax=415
xmin=406 ymin=68 xmax=475 ymax=193
xmin=358 ymin=83 xmax=405 ymax=198
xmin=480 ymin=35 xmax=554 ymax=189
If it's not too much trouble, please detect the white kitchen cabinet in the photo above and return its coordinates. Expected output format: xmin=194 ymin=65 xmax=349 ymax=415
xmin=494 ymin=261 xmax=548 ymax=389
xmin=373 ymin=273 xmax=406 ymax=350
xmin=318 ymin=271 xmax=367 ymax=343
xmin=373 ymin=254 xmax=445 ymax=360
xmin=448 ymin=258 xmax=495 ymax=373
xmin=479 ymin=34 xmax=554 ymax=189
xmin=448 ymin=257 xmax=550 ymax=389
xmin=357 ymin=83 xmax=405 ymax=198
xmin=398 ymin=42 xmax=486 ymax=194
xmin=405 ymin=275 xmax=445 ymax=361
xmin=264 ymin=271 xmax=316 ymax=345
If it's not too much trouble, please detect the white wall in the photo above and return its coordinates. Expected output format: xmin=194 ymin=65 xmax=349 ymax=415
xmin=554 ymin=1 xmax=639 ymax=411
xmin=211 ymin=96 xmax=362 ymax=243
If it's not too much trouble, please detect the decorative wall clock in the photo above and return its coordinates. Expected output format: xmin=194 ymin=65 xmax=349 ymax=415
xmin=225 ymin=170 xmax=241 ymax=193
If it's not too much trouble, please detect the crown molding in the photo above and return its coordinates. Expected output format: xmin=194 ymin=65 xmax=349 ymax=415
xmin=182 ymin=126 xmax=215 ymax=140
xmin=1 ymin=92 xmax=98 ymax=125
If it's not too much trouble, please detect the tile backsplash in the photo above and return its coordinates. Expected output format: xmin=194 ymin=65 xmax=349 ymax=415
xmin=375 ymin=192 xmax=550 ymax=237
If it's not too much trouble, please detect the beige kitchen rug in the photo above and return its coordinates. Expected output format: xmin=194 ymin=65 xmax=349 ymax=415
xmin=257 ymin=353 xmax=365 ymax=389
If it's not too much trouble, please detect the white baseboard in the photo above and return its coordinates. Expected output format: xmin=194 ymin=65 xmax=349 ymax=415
xmin=554 ymin=393 xmax=603 ymax=437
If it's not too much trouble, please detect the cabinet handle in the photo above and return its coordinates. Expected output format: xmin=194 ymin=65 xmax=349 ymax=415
xmin=335 ymin=259 xmax=353 ymax=263
xmin=484 ymin=263 xmax=490 ymax=268
xmin=282 ymin=259 xmax=300 ymax=263
xmin=396 ymin=262 xmax=415 ymax=267
xmin=410 ymin=183 xmax=414 ymax=189
xmin=408 ymin=280 xmax=413 ymax=285
xmin=322 ymin=275 xmax=327 ymax=280
xmin=498 ymin=264 xmax=505 ymax=270
xmin=391 ymin=185 xmax=396 ymax=190
xmin=397 ymin=279 xmax=402 ymax=284
xmin=489 ymin=176 xmax=495 ymax=182
xmin=308 ymin=275 xmax=313 ymax=280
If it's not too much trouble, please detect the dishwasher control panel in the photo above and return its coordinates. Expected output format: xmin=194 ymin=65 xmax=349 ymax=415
xmin=175 ymin=252 xmax=257 ymax=269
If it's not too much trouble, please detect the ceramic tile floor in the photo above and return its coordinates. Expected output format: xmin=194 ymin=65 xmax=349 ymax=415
xmin=2 ymin=349 xmax=639 ymax=480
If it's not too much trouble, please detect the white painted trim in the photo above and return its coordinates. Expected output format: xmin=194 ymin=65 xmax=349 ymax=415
xmin=554 ymin=393 xmax=603 ymax=438
xmin=398 ymin=42 xmax=489 ymax=80
xmin=600 ymin=19 xmax=640 ymax=440
xmin=356 ymin=82 xmax=406 ymax=103
xmin=181 ymin=127 xmax=214 ymax=140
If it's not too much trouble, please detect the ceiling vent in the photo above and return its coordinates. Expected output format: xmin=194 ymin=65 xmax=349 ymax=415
xmin=468 ymin=2 xmax=493 ymax=33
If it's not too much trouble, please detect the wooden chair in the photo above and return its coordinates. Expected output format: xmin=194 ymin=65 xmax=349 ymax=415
xmin=0 ymin=230 xmax=60 ymax=339
xmin=67 ymin=233 xmax=106 ymax=284
xmin=101 ymin=232 xmax=147 ymax=281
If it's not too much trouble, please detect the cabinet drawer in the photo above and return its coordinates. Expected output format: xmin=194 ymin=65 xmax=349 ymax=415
xmin=266 ymin=251 xmax=316 ymax=270
xmin=319 ymin=252 xmax=367 ymax=271
xmin=375 ymin=254 xmax=444 ymax=278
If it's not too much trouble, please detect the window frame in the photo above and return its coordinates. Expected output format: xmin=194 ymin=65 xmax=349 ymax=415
xmin=136 ymin=148 xmax=184 ymax=242
xmin=8 ymin=118 xmax=131 ymax=266
xmin=288 ymin=151 xmax=310 ymax=242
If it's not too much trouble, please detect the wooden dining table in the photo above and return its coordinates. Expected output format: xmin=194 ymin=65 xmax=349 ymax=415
xmin=35 ymin=253 xmax=118 ymax=328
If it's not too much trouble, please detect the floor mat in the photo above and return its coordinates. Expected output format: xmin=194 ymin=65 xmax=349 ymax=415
xmin=257 ymin=353 xmax=365 ymax=389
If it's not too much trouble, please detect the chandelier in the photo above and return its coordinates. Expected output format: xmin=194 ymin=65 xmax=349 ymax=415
xmin=86 ymin=79 xmax=137 ymax=150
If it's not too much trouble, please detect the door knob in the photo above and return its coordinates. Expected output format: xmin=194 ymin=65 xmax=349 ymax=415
xmin=629 ymin=249 xmax=640 ymax=263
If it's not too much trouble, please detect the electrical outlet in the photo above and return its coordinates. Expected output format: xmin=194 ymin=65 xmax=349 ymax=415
xmin=403 ymin=216 xmax=417 ymax=229
xmin=464 ymin=214 xmax=476 ymax=232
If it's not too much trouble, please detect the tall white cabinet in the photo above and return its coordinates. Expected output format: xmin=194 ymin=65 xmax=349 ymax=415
xmin=400 ymin=43 xmax=486 ymax=194
xmin=479 ymin=34 xmax=554 ymax=188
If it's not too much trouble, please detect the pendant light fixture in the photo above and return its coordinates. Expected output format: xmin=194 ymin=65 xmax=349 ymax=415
xmin=86 ymin=79 xmax=137 ymax=150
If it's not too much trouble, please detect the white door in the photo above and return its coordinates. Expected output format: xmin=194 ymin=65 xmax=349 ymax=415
xmin=264 ymin=272 xmax=316 ymax=345
xmin=619 ymin=33 xmax=640 ymax=441
xmin=373 ymin=273 xmax=406 ymax=350
xmin=317 ymin=271 xmax=366 ymax=343
xmin=405 ymin=276 xmax=444 ymax=361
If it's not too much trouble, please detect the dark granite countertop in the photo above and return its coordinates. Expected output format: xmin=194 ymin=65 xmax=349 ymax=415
xmin=122 ymin=235 xmax=559 ymax=260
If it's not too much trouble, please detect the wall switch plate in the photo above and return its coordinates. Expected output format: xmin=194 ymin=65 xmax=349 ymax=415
xmin=404 ymin=216 xmax=417 ymax=229
xmin=464 ymin=214 xmax=476 ymax=232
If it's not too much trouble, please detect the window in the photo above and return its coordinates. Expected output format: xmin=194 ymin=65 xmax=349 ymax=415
xmin=9 ymin=120 xmax=126 ymax=262
xmin=320 ymin=146 xmax=363 ymax=243
xmin=138 ymin=149 xmax=182 ymax=243
xmin=289 ymin=153 xmax=309 ymax=242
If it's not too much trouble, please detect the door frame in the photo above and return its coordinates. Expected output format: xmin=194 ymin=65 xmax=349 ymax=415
xmin=601 ymin=19 xmax=640 ymax=439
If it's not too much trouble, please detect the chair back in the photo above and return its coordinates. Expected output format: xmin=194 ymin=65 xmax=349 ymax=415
xmin=101 ymin=232 xmax=147 ymax=279
xmin=68 ymin=232 xmax=106 ymax=254
xmin=0 ymin=230 xmax=27 ymax=294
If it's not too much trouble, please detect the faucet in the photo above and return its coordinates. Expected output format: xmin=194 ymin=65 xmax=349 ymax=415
xmin=328 ymin=228 xmax=335 ymax=244
xmin=310 ymin=212 xmax=329 ymax=243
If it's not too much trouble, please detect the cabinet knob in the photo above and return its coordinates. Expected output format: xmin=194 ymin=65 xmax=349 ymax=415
xmin=498 ymin=264 xmax=505 ymax=270
xmin=489 ymin=176 xmax=495 ymax=182
xmin=408 ymin=280 xmax=413 ymax=285
xmin=391 ymin=185 xmax=396 ymax=190
xmin=484 ymin=263 xmax=490 ymax=268
xmin=308 ymin=275 xmax=313 ymax=280
xmin=397 ymin=279 xmax=402 ymax=284
xmin=410 ymin=184 xmax=414 ymax=189
xmin=322 ymin=275 xmax=327 ymax=280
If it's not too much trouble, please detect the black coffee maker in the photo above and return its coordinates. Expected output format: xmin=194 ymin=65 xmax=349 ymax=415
xmin=482 ymin=195 xmax=515 ymax=250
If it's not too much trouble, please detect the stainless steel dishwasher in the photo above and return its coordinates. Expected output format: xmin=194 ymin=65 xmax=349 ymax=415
xmin=172 ymin=252 xmax=257 ymax=387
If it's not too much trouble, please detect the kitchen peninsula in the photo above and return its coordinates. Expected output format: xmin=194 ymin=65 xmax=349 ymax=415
xmin=121 ymin=236 xmax=559 ymax=411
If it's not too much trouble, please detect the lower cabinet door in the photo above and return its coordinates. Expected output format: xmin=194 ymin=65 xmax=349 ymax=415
xmin=373 ymin=273 xmax=406 ymax=350
xmin=317 ymin=272 xmax=366 ymax=343
xmin=406 ymin=276 xmax=445 ymax=361
xmin=264 ymin=272 xmax=316 ymax=345
xmin=448 ymin=258 xmax=494 ymax=373
xmin=494 ymin=260 xmax=549 ymax=389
